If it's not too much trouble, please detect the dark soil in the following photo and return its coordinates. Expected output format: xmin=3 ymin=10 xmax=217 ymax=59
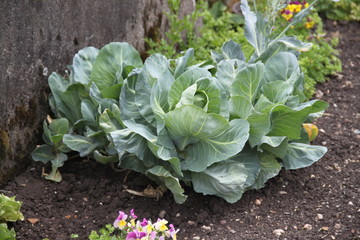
xmin=2 ymin=20 xmax=360 ymax=240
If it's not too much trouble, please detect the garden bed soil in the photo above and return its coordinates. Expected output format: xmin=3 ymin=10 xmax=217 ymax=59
xmin=2 ymin=20 xmax=360 ymax=240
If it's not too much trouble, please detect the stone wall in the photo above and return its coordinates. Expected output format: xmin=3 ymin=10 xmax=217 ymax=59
xmin=0 ymin=0 xmax=173 ymax=184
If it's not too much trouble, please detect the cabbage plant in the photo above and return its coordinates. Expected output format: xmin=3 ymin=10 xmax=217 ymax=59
xmin=33 ymin=0 xmax=328 ymax=203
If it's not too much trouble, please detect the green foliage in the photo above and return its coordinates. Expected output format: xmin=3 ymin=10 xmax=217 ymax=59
xmin=0 ymin=223 xmax=16 ymax=240
xmin=89 ymin=225 xmax=122 ymax=240
xmin=316 ymin=0 xmax=360 ymax=21
xmin=146 ymin=0 xmax=342 ymax=98
xmin=146 ymin=0 xmax=252 ymax=61
xmin=32 ymin=42 xmax=141 ymax=180
xmin=0 ymin=194 xmax=24 ymax=222
xmin=272 ymin=9 xmax=342 ymax=97
xmin=146 ymin=0 xmax=205 ymax=58
xmin=0 ymin=194 xmax=24 ymax=240
xmin=33 ymin=0 xmax=328 ymax=204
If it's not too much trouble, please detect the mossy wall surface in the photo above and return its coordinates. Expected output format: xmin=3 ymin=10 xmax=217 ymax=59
xmin=0 ymin=0 xmax=173 ymax=184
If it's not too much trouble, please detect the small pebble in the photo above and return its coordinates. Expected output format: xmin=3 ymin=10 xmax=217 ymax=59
xmin=159 ymin=210 xmax=166 ymax=218
xmin=304 ymin=224 xmax=312 ymax=230
xmin=322 ymin=226 xmax=329 ymax=231
xmin=279 ymin=191 xmax=287 ymax=195
xmin=27 ymin=218 xmax=39 ymax=224
xmin=187 ymin=221 xmax=196 ymax=226
xmin=349 ymin=201 xmax=354 ymax=206
xmin=310 ymin=174 xmax=316 ymax=179
xmin=229 ymin=229 xmax=236 ymax=234
xmin=255 ymin=199 xmax=262 ymax=205
xmin=315 ymin=89 xmax=324 ymax=98
xmin=316 ymin=214 xmax=324 ymax=220
xmin=201 ymin=225 xmax=211 ymax=231
xmin=273 ymin=229 xmax=285 ymax=236
xmin=193 ymin=237 xmax=200 ymax=240
xmin=220 ymin=220 xmax=227 ymax=225
xmin=334 ymin=223 xmax=341 ymax=229
xmin=176 ymin=213 xmax=181 ymax=217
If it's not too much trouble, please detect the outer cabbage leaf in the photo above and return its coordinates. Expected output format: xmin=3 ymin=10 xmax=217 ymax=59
xmin=63 ymin=134 xmax=103 ymax=157
xmin=71 ymin=46 xmax=99 ymax=85
xmin=258 ymin=136 xmax=288 ymax=158
xmin=250 ymin=153 xmax=282 ymax=189
xmin=192 ymin=150 xmax=260 ymax=203
xmin=146 ymin=166 xmax=187 ymax=204
xmin=110 ymin=129 xmax=156 ymax=165
xmin=268 ymin=100 xmax=329 ymax=140
xmin=282 ymin=143 xmax=327 ymax=170
xmin=32 ymin=144 xmax=68 ymax=168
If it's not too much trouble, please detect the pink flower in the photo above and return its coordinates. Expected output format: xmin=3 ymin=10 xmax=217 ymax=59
xmin=113 ymin=211 xmax=128 ymax=229
xmin=150 ymin=231 xmax=157 ymax=240
xmin=140 ymin=218 xmax=149 ymax=227
xmin=130 ymin=209 xmax=138 ymax=219
xmin=167 ymin=224 xmax=179 ymax=239
xmin=126 ymin=230 xmax=147 ymax=240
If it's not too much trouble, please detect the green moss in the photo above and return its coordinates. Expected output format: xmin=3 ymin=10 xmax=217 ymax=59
xmin=0 ymin=130 xmax=10 ymax=160
xmin=9 ymin=97 xmax=38 ymax=127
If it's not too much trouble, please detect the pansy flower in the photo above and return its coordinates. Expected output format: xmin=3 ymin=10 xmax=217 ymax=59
xmin=130 ymin=209 xmax=138 ymax=219
xmin=281 ymin=9 xmax=293 ymax=21
xmin=113 ymin=211 xmax=128 ymax=230
xmin=166 ymin=224 xmax=179 ymax=239
xmin=305 ymin=21 xmax=315 ymax=29
xmin=154 ymin=219 xmax=168 ymax=232
xmin=126 ymin=230 xmax=147 ymax=240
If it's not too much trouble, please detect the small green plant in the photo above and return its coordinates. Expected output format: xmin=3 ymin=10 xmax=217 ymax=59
xmin=42 ymin=233 xmax=79 ymax=240
xmin=0 ymin=194 xmax=24 ymax=240
xmin=273 ymin=1 xmax=342 ymax=97
xmin=89 ymin=210 xmax=178 ymax=240
xmin=316 ymin=0 xmax=360 ymax=21
xmin=0 ymin=223 xmax=16 ymax=240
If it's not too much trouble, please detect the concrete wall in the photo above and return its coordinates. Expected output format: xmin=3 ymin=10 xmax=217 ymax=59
xmin=0 ymin=0 xmax=173 ymax=183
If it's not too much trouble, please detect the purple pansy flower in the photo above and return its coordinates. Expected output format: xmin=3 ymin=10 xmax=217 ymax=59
xmin=113 ymin=211 xmax=128 ymax=229
xmin=130 ymin=209 xmax=138 ymax=219
xmin=126 ymin=230 xmax=147 ymax=240
xmin=149 ymin=231 xmax=157 ymax=240
xmin=140 ymin=218 xmax=149 ymax=227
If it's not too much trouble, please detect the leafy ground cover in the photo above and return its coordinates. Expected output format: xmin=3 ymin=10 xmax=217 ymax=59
xmin=146 ymin=0 xmax=342 ymax=98
xmin=1 ymin=19 xmax=359 ymax=239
